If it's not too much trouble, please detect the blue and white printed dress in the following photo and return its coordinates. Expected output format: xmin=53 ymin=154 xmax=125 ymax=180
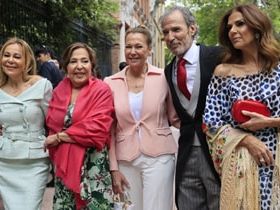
xmin=203 ymin=64 xmax=280 ymax=210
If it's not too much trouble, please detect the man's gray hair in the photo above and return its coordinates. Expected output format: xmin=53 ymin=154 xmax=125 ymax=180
xmin=159 ymin=6 xmax=198 ymax=38
xmin=159 ymin=6 xmax=196 ymax=27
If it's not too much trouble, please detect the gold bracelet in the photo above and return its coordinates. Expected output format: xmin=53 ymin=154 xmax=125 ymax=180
xmin=56 ymin=133 xmax=61 ymax=143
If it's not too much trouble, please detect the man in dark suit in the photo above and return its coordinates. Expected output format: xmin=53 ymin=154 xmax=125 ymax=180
xmin=35 ymin=46 xmax=63 ymax=88
xmin=159 ymin=6 xmax=221 ymax=210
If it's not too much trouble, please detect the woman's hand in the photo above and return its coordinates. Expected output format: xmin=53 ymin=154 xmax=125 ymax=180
xmin=111 ymin=170 xmax=130 ymax=194
xmin=238 ymin=135 xmax=273 ymax=166
xmin=57 ymin=132 xmax=75 ymax=143
xmin=240 ymin=110 xmax=272 ymax=131
xmin=44 ymin=134 xmax=60 ymax=151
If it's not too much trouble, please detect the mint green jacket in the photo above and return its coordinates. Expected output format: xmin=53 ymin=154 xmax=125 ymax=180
xmin=0 ymin=79 xmax=52 ymax=159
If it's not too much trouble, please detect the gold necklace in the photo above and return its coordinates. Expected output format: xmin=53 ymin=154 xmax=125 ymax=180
xmin=126 ymin=78 xmax=145 ymax=89
xmin=126 ymin=74 xmax=145 ymax=90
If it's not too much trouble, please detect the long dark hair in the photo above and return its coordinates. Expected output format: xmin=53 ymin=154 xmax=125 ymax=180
xmin=219 ymin=4 xmax=280 ymax=72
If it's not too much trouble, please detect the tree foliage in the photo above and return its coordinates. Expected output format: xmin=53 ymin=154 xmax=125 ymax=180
xmin=1 ymin=0 xmax=119 ymax=56
xmin=48 ymin=0 xmax=119 ymax=39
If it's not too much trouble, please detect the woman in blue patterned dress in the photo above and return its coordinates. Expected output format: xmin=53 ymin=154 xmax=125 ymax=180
xmin=203 ymin=4 xmax=280 ymax=210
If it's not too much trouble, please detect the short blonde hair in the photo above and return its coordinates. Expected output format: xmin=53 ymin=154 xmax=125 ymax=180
xmin=125 ymin=25 xmax=152 ymax=48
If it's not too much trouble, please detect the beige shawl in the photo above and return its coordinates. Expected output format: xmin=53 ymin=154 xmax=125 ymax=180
xmin=206 ymin=125 xmax=280 ymax=210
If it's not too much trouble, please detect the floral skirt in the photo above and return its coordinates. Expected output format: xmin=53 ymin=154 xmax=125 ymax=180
xmin=53 ymin=148 xmax=113 ymax=210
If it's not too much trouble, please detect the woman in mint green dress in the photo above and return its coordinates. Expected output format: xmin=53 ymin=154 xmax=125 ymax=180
xmin=0 ymin=37 xmax=52 ymax=209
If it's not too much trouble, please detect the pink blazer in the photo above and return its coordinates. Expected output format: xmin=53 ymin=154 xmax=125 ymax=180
xmin=104 ymin=64 xmax=180 ymax=170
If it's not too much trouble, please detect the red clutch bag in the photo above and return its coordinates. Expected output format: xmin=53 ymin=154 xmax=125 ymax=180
xmin=231 ymin=100 xmax=271 ymax=123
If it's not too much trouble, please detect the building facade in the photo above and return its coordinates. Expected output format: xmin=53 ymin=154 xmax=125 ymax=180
xmin=111 ymin=0 xmax=165 ymax=74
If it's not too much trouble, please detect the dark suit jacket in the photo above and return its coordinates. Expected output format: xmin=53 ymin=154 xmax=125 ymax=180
xmin=39 ymin=62 xmax=63 ymax=88
xmin=164 ymin=44 xmax=221 ymax=186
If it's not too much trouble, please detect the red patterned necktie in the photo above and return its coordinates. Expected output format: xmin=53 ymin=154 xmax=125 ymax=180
xmin=177 ymin=58 xmax=191 ymax=100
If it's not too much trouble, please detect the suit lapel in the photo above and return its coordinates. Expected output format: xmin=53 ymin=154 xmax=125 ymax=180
xmin=195 ymin=45 xmax=220 ymax=120
xmin=195 ymin=45 xmax=208 ymax=120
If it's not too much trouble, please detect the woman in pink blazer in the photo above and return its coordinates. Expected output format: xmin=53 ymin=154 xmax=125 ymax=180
xmin=104 ymin=25 xmax=180 ymax=210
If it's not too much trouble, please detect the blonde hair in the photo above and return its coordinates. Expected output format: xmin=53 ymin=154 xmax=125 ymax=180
xmin=125 ymin=25 xmax=152 ymax=48
xmin=0 ymin=37 xmax=37 ymax=86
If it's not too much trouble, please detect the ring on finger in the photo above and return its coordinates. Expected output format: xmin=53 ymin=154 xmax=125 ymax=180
xmin=260 ymin=158 xmax=265 ymax=163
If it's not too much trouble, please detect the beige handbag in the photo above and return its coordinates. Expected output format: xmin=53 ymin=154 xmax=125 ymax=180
xmin=113 ymin=192 xmax=134 ymax=210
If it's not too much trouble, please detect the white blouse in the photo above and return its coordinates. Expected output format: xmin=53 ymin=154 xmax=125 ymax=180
xmin=128 ymin=91 xmax=143 ymax=121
